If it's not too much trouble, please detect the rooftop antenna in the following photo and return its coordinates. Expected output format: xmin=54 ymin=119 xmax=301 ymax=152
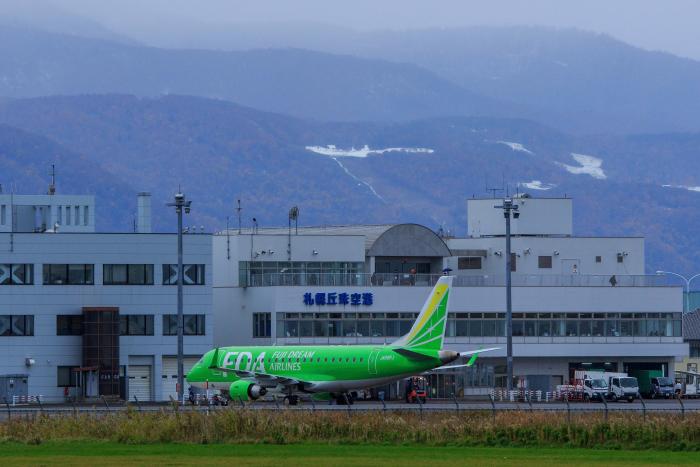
xmin=236 ymin=199 xmax=242 ymax=234
xmin=226 ymin=216 xmax=230 ymax=260
xmin=485 ymin=179 xmax=504 ymax=199
xmin=48 ymin=164 xmax=56 ymax=195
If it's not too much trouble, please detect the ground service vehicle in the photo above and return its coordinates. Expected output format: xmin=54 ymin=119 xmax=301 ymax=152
xmin=405 ymin=376 xmax=428 ymax=403
xmin=583 ymin=378 xmax=608 ymax=401
xmin=675 ymin=370 xmax=700 ymax=398
xmin=649 ymin=376 xmax=675 ymax=398
xmin=608 ymin=376 xmax=639 ymax=402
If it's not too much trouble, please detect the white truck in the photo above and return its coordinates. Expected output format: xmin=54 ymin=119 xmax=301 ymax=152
xmin=675 ymin=370 xmax=700 ymax=398
xmin=582 ymin=377 xmax=608 ymax=402
xmin=608 ymin=375 xmax=639 ymax=402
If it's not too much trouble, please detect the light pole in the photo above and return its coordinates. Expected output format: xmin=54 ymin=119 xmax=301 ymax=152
xmin=168 ymin=192 xmax=191 ymax=404
xmin=495 ymin=198 xmax=519 ymax=392
xmin=656 ymin=271 xmax=700 ymax=313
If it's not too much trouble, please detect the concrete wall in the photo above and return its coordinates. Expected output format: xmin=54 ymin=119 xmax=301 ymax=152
xmin=0 ymin=232 xmax=212 ymax=400
xmin=467 ymin=198 xmax=573 ymax=237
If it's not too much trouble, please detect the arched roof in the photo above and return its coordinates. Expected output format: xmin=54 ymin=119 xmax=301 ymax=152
xmin=367 ymin=224 xmax=451 ymax=257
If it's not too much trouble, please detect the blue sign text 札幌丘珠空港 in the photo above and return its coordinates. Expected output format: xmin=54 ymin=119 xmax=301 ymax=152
xmin=303 ymin=292 xmax=373 ymax=306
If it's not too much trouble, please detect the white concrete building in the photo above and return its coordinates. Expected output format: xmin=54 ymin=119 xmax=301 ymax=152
xmin=0 ymin=192 xmax=212 ymax=402
xmin=213 ymin=197 xmax=686 ymax=398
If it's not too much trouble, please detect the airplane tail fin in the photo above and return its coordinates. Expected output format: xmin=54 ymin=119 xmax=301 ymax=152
xmin=392 ymin=275 xmax=453 ymax=351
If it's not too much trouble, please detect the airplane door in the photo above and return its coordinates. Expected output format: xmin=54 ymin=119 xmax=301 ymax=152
xmin=368 ymin=349 xmax=380 ymax=375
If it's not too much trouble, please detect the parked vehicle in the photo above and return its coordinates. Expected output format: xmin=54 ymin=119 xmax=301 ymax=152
xmin=608 ymin=376 xmax=639 ymax=402
xmin=675 ymin=370 xmax=700 ymax=398
xmin=583 ymin=378 xmax=608 ymax=402
xmin=405 ymin=376 xmax=428 ymax=404
xmin=649 ymin=377 xmax=675 ymax=398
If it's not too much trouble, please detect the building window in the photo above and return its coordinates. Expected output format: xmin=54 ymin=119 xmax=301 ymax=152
xmin=538 ymin=256 xmax=553 ymax=269
xmin=119 ymin=315 xmax=154 ymax=336
xmin=253 ymin=313 xmax=271 ymax=338
xmin=510 ymin=253 xmax=517 ymax=272
xmin=0 ymin=315 xmax=34 ymax=336
xmin=691 ymin=342 xmax=700 ymax=358
xmin=239 ymin=261 xmax=364 ymax=287
xmin=57 ymin=366 xmax=78 ymax=387
xmin=163 ymin=314 xmax=206 ymax=336
xmin=595 ymin=256 xmax=602 ymax=263
xmin=617 ymin=253 xmax=624 ymax=263
xmin=0 ymin=264 xmax=34 ymax=285
xmin=42 ymin=264 xmax=94 ymax=285
xmin=458 ymin=257 xmax=482 ymax=270
xmin=57 ymin=315 xmax=82 ymax=335
xmin=103 ymin=264 xmax=154 ymax=285
xmin=162 ymin=264 xmax=205 ymax=285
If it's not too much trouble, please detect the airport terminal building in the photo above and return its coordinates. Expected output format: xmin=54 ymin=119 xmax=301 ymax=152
xmin=214 ymin=197 xmax=687 ymax=398
xmin=0 ymin=192 xmax=212 ymax=402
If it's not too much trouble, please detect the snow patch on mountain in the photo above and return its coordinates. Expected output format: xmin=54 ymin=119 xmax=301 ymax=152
xmin=494 ymin=141 xmax=534 ymax=154
xmin=519 ymin=180 xmax=556 ymax=191
xmin=306 ymin=144 xmax=434 ymax=158
xmin=558 ymin=153 xmax=607 ymax=180
xmin=662 ymin=184 xmax=700 ymax=193
xmin=331 ymin=157 xmax=386 ymax=203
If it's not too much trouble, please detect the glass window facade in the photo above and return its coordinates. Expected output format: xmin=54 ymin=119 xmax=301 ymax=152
xmin=43 ymin=264 xmax=94 ymax=285
xmin=119 ymin=314 xmax=154 ymax=336
xmin=0 ymin=315 xmax=34 ymax=336
xmin=274 ymin=312 xmax=682 ymax=339
xmin=162 ymin=314 xmax=206 ymax=336
xmin=57 ymin=315 xmax=82 ymax=336
xmin=253 ymin=312 xmax=271 ymax=338
xmin=239 ymin=261 xmax=364 ymax=287
xmin=162 ymin=264 xmax=205 ymax=285
xmin=0 ymin=264 xmax=34 ymax=285
xmin=103 ymin=264 xmax=154 ymax=285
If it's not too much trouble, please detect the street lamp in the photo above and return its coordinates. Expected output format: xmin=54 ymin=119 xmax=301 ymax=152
xmin=167 ymin=192 xmax=191 ymax=404
xmin=495 ymin=198 xmax=519 ymax=392
xmin=656 ymin=271 xmax=700 ymax=313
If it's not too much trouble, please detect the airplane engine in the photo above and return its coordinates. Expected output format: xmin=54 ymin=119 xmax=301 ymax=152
xmin=229 ymin=381 xmax=267 ymax=401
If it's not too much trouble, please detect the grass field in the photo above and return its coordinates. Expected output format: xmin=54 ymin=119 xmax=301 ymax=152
xmin=1 ymin=442 xmax=699 ymax=466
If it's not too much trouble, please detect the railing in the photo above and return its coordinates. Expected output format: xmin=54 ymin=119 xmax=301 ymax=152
xmin=240 ymin=272 xmax=668 ymax=288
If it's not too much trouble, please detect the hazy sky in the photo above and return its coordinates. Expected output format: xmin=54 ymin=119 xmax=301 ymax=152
xmin=48 ymin=0 xmax=700 ymax=60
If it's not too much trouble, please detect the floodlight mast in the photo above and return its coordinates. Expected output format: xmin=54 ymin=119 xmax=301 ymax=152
xmin=167 ymin=192 xmax=192 ymax=404
xmin=495 ymin=198 xmax=519 ymax=392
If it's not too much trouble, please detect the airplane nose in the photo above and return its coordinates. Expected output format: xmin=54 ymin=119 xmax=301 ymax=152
xmin=438 ymin=350 xmax=459 ymax=364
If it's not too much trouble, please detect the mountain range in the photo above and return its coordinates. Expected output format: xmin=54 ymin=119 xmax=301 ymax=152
xmin=0 ymin=94 xmax=697 ymax=276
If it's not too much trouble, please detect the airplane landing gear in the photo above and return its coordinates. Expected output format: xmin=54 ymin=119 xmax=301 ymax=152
xmin=335 ymin=393 xmax=355 ymax=405
xmin=284 ymin=395 xmax=299 ymax=406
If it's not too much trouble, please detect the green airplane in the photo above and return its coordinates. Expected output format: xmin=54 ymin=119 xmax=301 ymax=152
xmin=187 ymin=276 xmax=498 ymax=404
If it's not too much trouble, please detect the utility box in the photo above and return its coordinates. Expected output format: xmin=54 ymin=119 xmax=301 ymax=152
xmin=0 ymin=375 xmax=29 ymax=400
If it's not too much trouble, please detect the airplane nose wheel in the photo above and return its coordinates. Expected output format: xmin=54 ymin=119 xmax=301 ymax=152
xmin=284 ymin=395 xmax=299 ymax=406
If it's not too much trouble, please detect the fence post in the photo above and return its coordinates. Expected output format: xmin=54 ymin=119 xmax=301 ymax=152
xmin=601 ymin=395 xmax=608 ymax=423
xmin=639 ymin=395 xmax=646 ymax=421
xmin=489 ymin=393 xmax=496 ymax=424
xmin=380 ymin=397 xmax=387 ymax=412
xmin=526 ymin=392 xmax=533 ymax=412
xmin=564 ymin=394 xmax=571 ymax=424
xmin=36 ymin=395 xmax=43 ymax=415
xmin=677 ymin=393 xmax=685 ymax=419
xmin=452 ymin=394 xmax=460 ymax=411
xmin=3 ymin=397 xmax=10 ymax=420
xmin=169 ymin=395 xmax=178 ymax=412
xmin=342 ymin=394 xmax=352 ymax=416
xmin=134 ymin=395 xmax=142 ymax=412
xmin=273 ymin=395 xmax=280 ymax=410
xmin=310 ymin=397 xmax=316 ymax=412
xmin=238 ymin=396 xmax=245 ymax=408
xmin=101 ymin=395 xmax=110 ymax=412
xmin=416 ymin=393 xmax=423 ymax=419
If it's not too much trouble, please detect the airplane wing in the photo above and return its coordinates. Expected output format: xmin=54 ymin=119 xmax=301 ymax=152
xmin=214 ymin=367 xmax=302 ymax=387
xmin=459 ymin=347 xmax=500 ymax=356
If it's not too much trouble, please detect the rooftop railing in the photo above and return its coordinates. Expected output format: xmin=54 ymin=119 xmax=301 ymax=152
xmin=239 ymin=272 xmax=668 ymax=288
